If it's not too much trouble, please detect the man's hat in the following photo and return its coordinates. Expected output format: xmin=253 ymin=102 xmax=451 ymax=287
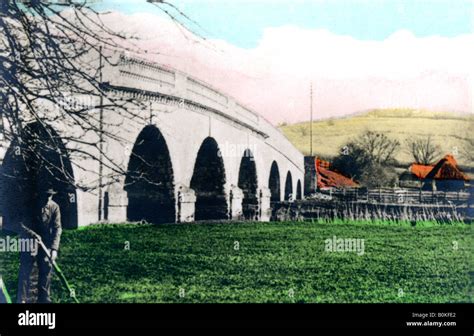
xmin=45 ymin=188 xmax=57 ymax=195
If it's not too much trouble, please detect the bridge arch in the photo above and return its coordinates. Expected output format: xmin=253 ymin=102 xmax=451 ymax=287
xmin=268 ymin=161 xmax=281 ymax=203
xmin=1 ymin=122 xmax=78 ymax=230
xmin=124 ymin=125 xmax=175 ymax=224
xmin=296 ymin=179 xmax=302 ymax=200
xmin=284 ymin=171 xmax=293 ymax=201
xmin=190 ymin=137 xmax=228 ymax=220
xmin=238 ymin=149 xmax=258 ymax=220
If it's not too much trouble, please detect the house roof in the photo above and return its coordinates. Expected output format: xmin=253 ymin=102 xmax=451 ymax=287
xmin=425 ymin=154 xmax=469 ymax=181
xmin=410 ymin=164 xmax=434 ymax=179
xmin=315 ymin=158 xmax=359 ymax=189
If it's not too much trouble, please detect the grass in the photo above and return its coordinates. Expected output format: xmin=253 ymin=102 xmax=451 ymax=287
xmin=279 ymin=108 xmax=473 ymax=167
xmin=0 ymin=221 xmax=472 ymax=303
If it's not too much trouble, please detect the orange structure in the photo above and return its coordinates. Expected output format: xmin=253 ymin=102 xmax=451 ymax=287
xmin=315 ymin=158 xmax=359 ymax=189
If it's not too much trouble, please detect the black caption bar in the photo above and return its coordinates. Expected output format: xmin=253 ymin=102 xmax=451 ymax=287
xmin=0 ymin=304 xmax=472 ymax=333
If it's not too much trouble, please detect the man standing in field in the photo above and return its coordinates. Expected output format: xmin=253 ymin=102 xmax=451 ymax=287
xmin=17 ymin=188 xmax=62 ymax=303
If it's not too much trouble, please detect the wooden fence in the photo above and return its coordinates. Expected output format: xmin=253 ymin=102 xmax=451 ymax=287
xmin=273 ymin=187 xmax=473 ymax=222
xmin=318 ymin=188 xmax=470 ymax=206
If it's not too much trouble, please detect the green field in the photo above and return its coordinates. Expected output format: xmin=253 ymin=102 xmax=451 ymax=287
xmin=1 ymin=221 xmax=472 ymax=303
xmin=280 ymin=109 xmax=473 ymax=167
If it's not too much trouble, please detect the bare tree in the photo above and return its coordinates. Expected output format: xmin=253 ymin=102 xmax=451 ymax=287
xmin=356 ymin=131 xmax=400 ymax=165
xmin=332 ymin=131 xmax=400 ymax=187
xmin=406 ymin=135 xmax=441 ymax=165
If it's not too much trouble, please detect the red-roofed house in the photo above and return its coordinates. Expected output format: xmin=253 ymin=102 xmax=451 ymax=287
xmin=424 ymin=154 xmax=469 ymax=191
xmin=399 ymin=154 xmax=469 ymax=191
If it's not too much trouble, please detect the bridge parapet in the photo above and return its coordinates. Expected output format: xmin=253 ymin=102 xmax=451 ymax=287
xmin=110 ymin=54 xmax=176 ymax=94
xmin=234 ymin=102 xmax=260 ymax=125
xmin=102 ymin=53 xmax=264 ymax=128
xmin=186 ymin=77 xmax=229 ymax=110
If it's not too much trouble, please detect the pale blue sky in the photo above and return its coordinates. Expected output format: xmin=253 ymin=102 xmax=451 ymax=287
xmin=94 ymin=0 xmax=473 ymax=48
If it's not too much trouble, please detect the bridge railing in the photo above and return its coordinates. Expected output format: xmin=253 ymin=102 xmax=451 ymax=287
xmin=105 ymin=53 xmax=263 ymax=125
xmin=186 ymin=77 xmax=229 ymax=110
xmin=111 ymin=54 xmax=177 ymax=94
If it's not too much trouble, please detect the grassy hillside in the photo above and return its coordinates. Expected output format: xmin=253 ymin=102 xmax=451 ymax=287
xmin=1 ymin=221 xmax=471 ymax=303
xmin=280 ymin=109 xmax=473 ymax=167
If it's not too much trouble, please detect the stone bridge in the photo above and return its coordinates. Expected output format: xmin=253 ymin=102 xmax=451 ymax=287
xmin=1 ymin=53 xmax=304 ymax=228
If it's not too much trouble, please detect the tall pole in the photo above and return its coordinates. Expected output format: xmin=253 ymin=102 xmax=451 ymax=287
xmin=98 ymin=46 xmax=104 ymax=221
xmin=310 ymin=82 xmax=313 ymax=157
